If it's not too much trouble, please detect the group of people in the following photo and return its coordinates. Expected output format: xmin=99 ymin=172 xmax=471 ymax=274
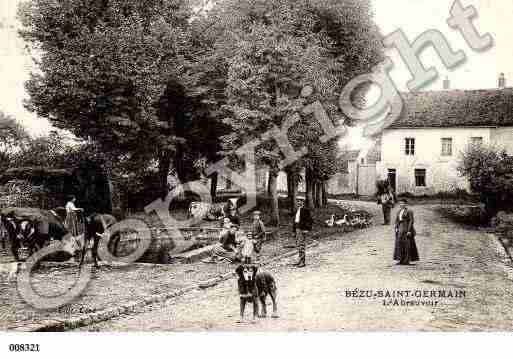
xmin=68 ymin=188 xmax=419 ymax=267
xmin=378 ymin=183 xmax=419 ymax=265
xmin=205 ymin=198 xmax=314 ymax=268
xmin=204 ymin=209 xmax=266 ymax=264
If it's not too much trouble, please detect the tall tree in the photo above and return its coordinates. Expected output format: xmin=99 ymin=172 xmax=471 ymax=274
xmin=208 ymin=0 xmax=383 ymax=222
xmin=18 ymin=0 xmax=194 ymax=196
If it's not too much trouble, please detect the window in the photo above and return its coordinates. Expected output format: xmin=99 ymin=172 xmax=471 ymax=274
xmin=441 ymin=138 xmax=453 ymax=156
xmin=405 ymin=138 xmax=415 ymax=156
xmin=415 ymin=169 xmax=426 ymax=187
xmin=471 ymin=137 xmax=483 ymax=146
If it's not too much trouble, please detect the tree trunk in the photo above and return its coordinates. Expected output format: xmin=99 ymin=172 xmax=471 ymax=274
xmin=267 ymin=172 xmax=272 ymax=195
xmin=158 ymin=150 xmax=172 ymax=199
xmin=312 ymin=181 xmax=317 ymax=208
xmin=305 ymin=168 xmax=314 ymax=209
xmin=322 ymin=181 xmax=328 ymax=206
xmin=315 ymin=181 xmax=323 ymax=208
xmin=210 ymin=172 xmax=218 ymax=202
xmin=268 ymin=171 xmax=280 ymax=226
xmin=286 ymin=170 xmax=298 ymax=214
xmin=174 ymin=144 xmax=185 ymax=184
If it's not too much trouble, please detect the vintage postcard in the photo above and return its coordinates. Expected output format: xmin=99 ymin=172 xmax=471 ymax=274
xmin=1 ymin=0 xmax=513 ymax=352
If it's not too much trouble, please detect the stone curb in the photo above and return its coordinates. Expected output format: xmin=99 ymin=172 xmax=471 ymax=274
xmin=11 ymin=241 xmax=320 ymax=332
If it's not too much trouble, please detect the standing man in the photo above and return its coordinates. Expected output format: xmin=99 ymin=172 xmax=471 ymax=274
xmin=292 ymin=199 xmax=313 ymax=268
xmin=378 ymin=186 xmax=395 ymax=225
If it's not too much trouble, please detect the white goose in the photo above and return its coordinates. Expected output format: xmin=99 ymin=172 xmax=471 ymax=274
xmin=335 ymin=214 xmax=349 ymax=227
xmin=325 ymin=214 xmax=335 ymax=227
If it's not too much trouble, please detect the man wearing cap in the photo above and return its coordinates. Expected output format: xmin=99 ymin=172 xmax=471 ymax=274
xmin=393 ymin=199 xmax=419 ymax=265
xmin=292 ymin=199 xmax=313 ymax=267
xmin=251 ymin=210 xmax=266 ymax=254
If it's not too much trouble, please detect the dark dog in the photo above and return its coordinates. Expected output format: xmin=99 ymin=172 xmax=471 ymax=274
xmin=235 ymin=264 xmax=278 ymax=322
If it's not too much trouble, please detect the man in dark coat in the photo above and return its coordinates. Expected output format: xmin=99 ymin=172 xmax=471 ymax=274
xmin=393 ymin=199 xmax=419 ymax=265
xmin=378 ymin=185 xmax=395 ymax=225
xmin=292 ymin=199 xmax=313 ymax=267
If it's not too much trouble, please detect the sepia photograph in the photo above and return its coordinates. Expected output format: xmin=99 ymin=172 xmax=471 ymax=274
xmin=1 ymin=0 xmax=513 ymax=355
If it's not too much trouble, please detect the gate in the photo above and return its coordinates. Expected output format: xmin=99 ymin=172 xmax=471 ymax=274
xmin=357 ymin=164 xmax=377 ymax=196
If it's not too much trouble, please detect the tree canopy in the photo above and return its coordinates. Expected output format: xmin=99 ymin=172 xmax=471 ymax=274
xmin=18 ymin=0 xmax=197 ymax=193
xmin=18 ymin=0 xmax=384 ymax=220
xmin=204 ymin=0 xmax=383 ymax=220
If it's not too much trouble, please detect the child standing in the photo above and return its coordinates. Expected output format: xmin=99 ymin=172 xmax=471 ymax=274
xmin=239 ymin=232 xmax=255 ymax=264
xmin=251 ymin=210 xmax=266 ymax=255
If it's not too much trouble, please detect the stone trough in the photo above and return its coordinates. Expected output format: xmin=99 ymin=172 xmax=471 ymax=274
xmin=114 ymin=227 xmax=223 ymax=264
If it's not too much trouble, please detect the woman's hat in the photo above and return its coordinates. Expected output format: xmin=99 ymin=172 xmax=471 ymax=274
xmin=252 ymin=210 xmax=261 ymax=215
xmin=398 ymin=198 xmax=408 ymax=203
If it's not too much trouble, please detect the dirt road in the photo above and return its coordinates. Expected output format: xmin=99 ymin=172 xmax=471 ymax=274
xmin=79 ymin=203 xmax=513 ymax=331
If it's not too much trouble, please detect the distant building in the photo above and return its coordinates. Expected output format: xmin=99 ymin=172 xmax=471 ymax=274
xmin=376 ymin=84 xmax=513 ymax=195
xmin=217 ymin=77 xmax=513 ymax=198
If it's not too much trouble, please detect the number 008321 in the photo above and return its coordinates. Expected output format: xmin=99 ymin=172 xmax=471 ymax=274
xmin=9 ymin=344 xmax=40 ymax=352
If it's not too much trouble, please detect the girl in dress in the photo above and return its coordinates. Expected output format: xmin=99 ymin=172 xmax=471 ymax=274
xmin=238 ymin=231 xmax=256 ymax=264
xmin=65 ymin=196 xmax=83 ymax=236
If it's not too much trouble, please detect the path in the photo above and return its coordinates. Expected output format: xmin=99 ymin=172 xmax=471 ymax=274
xmin=78 ymin=202 xmax=513 ymax=331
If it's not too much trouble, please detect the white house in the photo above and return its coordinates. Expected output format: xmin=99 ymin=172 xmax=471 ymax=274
xmin=376 ymin=85 xmax=513 ymax=195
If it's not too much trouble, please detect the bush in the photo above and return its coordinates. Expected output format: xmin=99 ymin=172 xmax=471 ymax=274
xmin=437 ymin=205 xmax=487 ymax=226
xmin=491 ymin=212 xmax=513 ymax=237
xmin=458 ymin=144 xmax=513 ymax=220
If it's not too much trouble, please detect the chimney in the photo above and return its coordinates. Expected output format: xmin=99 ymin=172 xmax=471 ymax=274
xmin=443 ymin=76 xmax=450 ymax=90
xmin=499 ymin=73 xmax=506 ymax=88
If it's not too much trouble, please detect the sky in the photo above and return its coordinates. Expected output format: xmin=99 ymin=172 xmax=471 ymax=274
xmin=0 ymin=0 xmax=511 ymax=137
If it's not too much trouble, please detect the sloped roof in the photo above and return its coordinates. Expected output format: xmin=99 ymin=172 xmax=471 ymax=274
xmin=388 ymin=88 xmax=513 ymax=128
xmin=341 ymin=150 xmax=361 ymax=162
xmin=364 ymin=139 xmax=381 ymax=164
xmin=0 ymin=167 xmax=73 ymax=185
xmin=334 ymin=150 xmax=361 ymax=173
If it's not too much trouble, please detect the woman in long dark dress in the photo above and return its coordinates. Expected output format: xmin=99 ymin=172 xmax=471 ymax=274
xmin=393 ymin=199 xmax=419 ymax=265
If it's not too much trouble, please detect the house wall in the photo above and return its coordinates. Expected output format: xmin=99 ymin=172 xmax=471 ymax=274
xmin=491 ymin=126 xmax=513 ymax=154
xmin=257 ymin=170 xmax=306 ymax=193
xmin=262 ymin=168 xmax=355 ymax=195
xmin=376 ymin=127 xmax=493 ymax=195
xmin=327 ymin=161 xmax=357 ymax=195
